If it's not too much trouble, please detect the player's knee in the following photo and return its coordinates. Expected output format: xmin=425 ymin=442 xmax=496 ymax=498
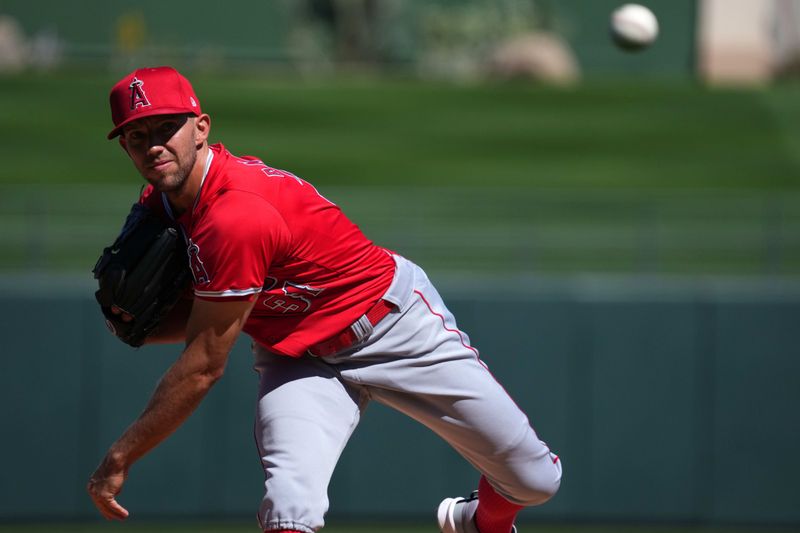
xmin=521 ymin=470 xmax=561 ymax=506
xmin=510 ymin=452 xmax=563 ymax=506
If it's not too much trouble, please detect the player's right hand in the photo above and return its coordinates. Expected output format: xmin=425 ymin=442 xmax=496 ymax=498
xmin=87 ymin=456 xmax=130 ymax=521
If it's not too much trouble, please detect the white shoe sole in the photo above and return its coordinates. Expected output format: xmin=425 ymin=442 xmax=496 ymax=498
xmin=437 ymin=497 xmax=465 ymax=533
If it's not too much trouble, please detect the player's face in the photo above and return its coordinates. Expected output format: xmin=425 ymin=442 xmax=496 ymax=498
xmin=120 ymin=114 xmax=199 ymax=193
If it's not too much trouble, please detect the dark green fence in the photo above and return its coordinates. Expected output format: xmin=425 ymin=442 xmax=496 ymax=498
xmin=1 ymin=275 xmax=798 ymax=524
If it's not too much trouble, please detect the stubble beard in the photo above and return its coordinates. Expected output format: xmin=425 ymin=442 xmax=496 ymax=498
xmin=148 ymin=149 xmax=197 ymax=194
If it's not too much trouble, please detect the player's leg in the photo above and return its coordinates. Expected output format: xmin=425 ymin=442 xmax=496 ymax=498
xmin=253 ymin=345 xmax=367 ymax=533
xmin=333 ymin=262 xmax=561 ymax=533
xmin=367 ymin=351 xmax=560 ymax=533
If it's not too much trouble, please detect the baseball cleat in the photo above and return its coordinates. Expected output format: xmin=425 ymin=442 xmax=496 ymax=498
xmin=436 ymin=491 xmax=517 ymax=533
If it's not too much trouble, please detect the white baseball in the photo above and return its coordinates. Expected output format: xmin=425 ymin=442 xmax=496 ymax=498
xmin=610 ymin=4 xmax=659 ymax=51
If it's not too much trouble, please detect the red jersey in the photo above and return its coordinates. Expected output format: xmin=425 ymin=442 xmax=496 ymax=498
xmin=140 ymin=143 xmax=396 ymax=357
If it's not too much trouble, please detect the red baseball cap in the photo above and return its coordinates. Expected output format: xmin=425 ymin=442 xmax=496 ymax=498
xmin=108 ymin=66 xmax=202 ymax=139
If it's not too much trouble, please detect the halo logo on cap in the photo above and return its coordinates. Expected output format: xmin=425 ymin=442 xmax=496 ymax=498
xmin=129 ymin=77 xmax=151 ymax=110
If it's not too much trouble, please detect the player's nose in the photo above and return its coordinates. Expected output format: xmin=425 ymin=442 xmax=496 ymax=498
xmin=145 ymin=142 xmax=166 ymax=158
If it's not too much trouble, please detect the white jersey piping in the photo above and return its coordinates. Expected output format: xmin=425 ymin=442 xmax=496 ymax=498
xmin=195 ymin=287 xmax=263 ymax=298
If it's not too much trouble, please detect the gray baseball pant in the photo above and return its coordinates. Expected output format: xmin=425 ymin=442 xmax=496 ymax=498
xmin=253 ymin=255 xmax=562 ymax=533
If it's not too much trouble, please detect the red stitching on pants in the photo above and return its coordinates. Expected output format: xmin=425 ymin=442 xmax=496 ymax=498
xmin=413 ymin=289 xmax=480 ymax=358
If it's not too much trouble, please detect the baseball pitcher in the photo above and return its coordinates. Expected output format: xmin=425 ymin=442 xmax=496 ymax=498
xmin=87 ymin=66 xmax=562 ymax=533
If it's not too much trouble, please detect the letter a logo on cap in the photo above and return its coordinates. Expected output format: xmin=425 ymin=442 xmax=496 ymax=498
xmin=129 ymin=77 xmax=151 ymax=110
xmin=109 ymin=66 xmax=201 ymax=139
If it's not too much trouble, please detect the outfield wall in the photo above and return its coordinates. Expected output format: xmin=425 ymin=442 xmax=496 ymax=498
xmin=0 ymin=276 xmax=798 ymax=525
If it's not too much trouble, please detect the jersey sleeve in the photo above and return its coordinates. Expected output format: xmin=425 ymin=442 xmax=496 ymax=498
xmin=189 ymin=192 xmax=289 ymax=301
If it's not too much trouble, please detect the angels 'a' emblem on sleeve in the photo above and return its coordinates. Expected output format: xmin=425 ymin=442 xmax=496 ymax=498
xmin=187 ymin=239 xmax=210 ymax=285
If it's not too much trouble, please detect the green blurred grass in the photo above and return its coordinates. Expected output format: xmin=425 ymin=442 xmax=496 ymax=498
xmin=1 ymin=72 xmax=799 ymax=275
xmin=1 ymin=71 xmax=799 ymax=189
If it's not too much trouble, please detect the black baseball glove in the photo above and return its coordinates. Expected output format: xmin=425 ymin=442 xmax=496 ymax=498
xmin=92 ymin=202 xmax=192 ymax=347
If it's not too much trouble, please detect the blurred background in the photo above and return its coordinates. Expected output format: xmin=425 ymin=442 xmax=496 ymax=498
xmin=1 ymin=0 xmax=799 ymax=532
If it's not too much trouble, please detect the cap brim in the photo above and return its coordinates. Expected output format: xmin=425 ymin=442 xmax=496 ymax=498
xmin=107 ymin=106 xmax=201 ymax=139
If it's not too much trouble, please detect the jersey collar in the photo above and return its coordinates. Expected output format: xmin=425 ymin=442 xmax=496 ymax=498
xmin=161 ymin=147 xmax=215 ymax=223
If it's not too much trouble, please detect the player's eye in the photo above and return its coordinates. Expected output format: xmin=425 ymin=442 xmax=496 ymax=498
xmin=160 ymin=121 xmax=179 ymax=135
xmin=126 ymin=130 xmax=145 ymax=142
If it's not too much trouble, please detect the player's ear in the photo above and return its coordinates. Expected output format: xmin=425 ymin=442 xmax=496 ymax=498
xmin=195 ymin=114 xmax=210 ymax=146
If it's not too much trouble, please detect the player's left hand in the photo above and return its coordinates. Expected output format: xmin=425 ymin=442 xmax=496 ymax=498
xmin=87 ymin=456 xmax=130 ymax=521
